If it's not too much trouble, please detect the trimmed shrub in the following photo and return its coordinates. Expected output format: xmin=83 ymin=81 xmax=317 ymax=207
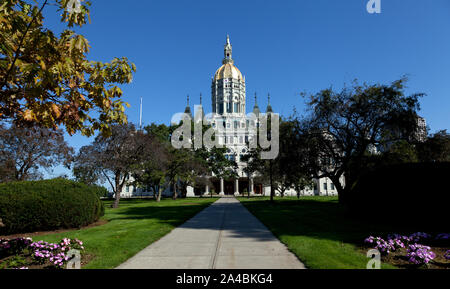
xmin=0 ymin=179 xmax=105 ymax=235
xmin=89 ymin=184 xmax=109 ymax=199
xmin=347 ymin=162 xmax=450 ymax=228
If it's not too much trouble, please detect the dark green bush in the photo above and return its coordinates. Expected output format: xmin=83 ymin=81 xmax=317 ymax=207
xmin=0 ymin=179 xmax=105 ymax=235
xmin=89 ymin=184 xmax=109 ymax=199
xmin=347 ymin=162 xmax=450 ymax=228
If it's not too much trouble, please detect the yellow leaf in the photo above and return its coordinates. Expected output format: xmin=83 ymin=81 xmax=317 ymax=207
xmin=23 ymin=110 xmax=33 ymax=121
xmin=51 ymin=104 xmax=61 ymax=118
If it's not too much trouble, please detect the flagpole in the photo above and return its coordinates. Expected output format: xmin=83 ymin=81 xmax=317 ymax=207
xmin=139 ymin=96 xmax=143 ymax=131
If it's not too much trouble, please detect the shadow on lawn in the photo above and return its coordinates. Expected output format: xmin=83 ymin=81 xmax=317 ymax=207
xmin=109 ymin=199 xmax=281 ymax=242
xmin=106 ymin=197 xmax=448 ymax=245
xmin=106 ymin=200 xmax=215 ymax=226
xmin=239 ymin=198 xmax=449 ymax=246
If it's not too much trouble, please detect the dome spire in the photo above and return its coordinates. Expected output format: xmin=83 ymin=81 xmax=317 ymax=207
xmin=195 ymin=93 xmax=205 ymax=121
xmin=266 ymin=93 xmax=273 ymax=113
xmin=184 ymin=95 xmax=192 ymax=117
xmin=253 ymin=92 xmax=261 ymax=117
xmin=223 ymin=35 xmax=233 ymax=64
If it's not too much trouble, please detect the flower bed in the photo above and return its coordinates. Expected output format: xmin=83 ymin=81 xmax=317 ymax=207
xmin=364 ymin=233 xmax=450 ymax=269
xmin=0 ymin=237 xmax=85 ymax=269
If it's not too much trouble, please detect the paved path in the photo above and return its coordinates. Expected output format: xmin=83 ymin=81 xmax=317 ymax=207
xmin=117 ymin=197 xmax=305 ymax=269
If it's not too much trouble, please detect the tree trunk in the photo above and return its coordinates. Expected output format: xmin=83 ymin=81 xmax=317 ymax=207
xmin=248 ymin=173 xmax=251 ymax=199
xmin=331 ymin=175 xmax=347 ymax=205
xmin=113 ymin=174 xmax=122 ymax=208
xmin=156 ymin=186 xmax=162 ymax=202
xmin=172 ymin=182 xmax=178 ymax=200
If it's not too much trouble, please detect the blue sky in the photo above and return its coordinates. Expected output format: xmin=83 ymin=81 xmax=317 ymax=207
xmin=42 ymin=0 xmax=450 ymax=178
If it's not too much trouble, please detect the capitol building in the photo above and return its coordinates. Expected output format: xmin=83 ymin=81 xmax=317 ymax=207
xmin=121 ymin=36 xmax=339 ymax=198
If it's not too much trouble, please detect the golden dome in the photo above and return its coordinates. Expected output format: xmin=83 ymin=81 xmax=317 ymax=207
xmin=214 ymin=63 xmax=244 ymax=81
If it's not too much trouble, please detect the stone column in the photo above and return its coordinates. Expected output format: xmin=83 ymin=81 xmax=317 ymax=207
xmin=203 ymin=184 xmax=210 ymax=196
xmin=249 ymin=178 xmax=255 ymax=195
xmin=234 ymin=179 xmax=240 ymax=196
xmin=219 ymin=178 xmax=225 ymax=196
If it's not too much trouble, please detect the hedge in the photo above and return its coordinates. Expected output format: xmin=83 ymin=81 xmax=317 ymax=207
xmin=0 ymin=179 xmax=105 ymax=235
xmin=89 ymin=184 xmax=109 ymax=199
xmin=347 ymin=162 xmax=450 ymax=228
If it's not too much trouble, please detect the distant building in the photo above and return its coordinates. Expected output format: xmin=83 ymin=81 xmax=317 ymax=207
xmin=119 ymin=36 xmax=338 ymax=198
xmin=415 ymin=116 xmax=427 ymax=143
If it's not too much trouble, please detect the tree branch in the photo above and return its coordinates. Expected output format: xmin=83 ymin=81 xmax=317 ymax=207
xmin=2 ymin=0 xmax=49 ymax=89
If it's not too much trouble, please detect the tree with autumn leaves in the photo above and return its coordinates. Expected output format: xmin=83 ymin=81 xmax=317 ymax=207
xmin=0 ymin=0 xmax=136 ymax=136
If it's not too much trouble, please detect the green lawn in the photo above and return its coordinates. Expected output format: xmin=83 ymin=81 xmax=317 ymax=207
xmin=239 ymin=196 xmax=401 ymax=269
xmin=35 ymin=197 xmax=218 ymax=269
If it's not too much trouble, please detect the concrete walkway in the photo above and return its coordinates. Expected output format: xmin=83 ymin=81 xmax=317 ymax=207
xmin=117 ymin=197 xmax=305 ymax=269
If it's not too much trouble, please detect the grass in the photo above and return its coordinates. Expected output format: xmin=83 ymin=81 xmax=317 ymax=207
xmin=238 ymin=196 xmax=406 ymax=269
xmin=33 ymin=197 xmax=218 ymax=269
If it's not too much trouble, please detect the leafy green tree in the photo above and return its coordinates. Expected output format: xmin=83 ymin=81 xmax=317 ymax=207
xmin=241 ymin=146 xmax=278 ymax=202
xmin=75 ymin=123 xmax=146 ymax=208
xmin=416 ymin=130 xmax=450 ymax=162
xmin=240 ymin=119 xmax=313 ymax=201
xmin=73 ymin=164 xmax=101 ymax=186
xmin=241 ymin=149 xmax=264 ymax=198
xmin=131 ymin=138 xmax=170 ymax=202
xmin=140 ymin=123 xmax=209 ymax=200
xmin=295 ymin=78 xmax=422 ymax=204
xmin=277 ymin=119 xmax=313 ymax=198
xmin=380 ymin=140 xmax=419 ymax=165
xmin=135 ymin=121 xmax=236 ymax=200
xmin=240 ymin=149 xmax=259 ymax=198
xmin=144 ymin=123 xmax=172 ymax=142
xmin=0 ymin=0 xmax=136 ymax=136
xmin=178 ymin=120 xmax=238 ymax=195
xmin=196 ymin=147 xmax=238 ymax=182
xmin=166 ymin=147 xmax=200 ymax=200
